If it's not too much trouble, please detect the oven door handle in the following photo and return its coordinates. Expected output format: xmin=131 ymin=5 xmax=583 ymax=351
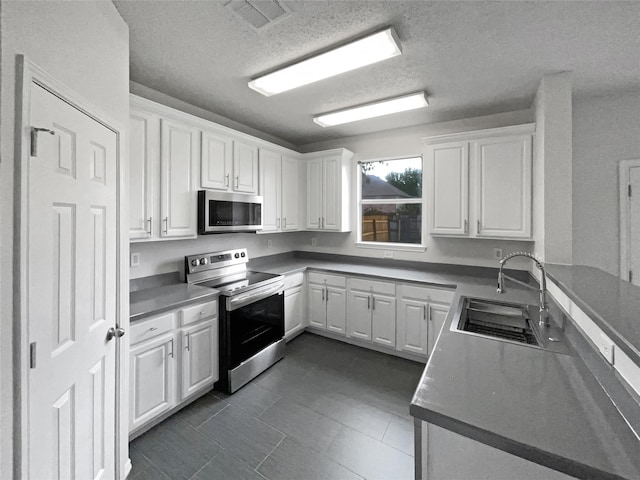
xmin=227 ymin=281 xmax=284 ymax=311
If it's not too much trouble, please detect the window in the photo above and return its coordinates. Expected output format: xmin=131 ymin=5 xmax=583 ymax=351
xmin=358 ymin=156 xmax=423 ymax=247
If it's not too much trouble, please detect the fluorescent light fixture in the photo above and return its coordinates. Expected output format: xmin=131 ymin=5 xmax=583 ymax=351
xmin=248 ymin=27 xmax=402 ymax=96
xmin=313 ymin=92 xmax=429 ymax=128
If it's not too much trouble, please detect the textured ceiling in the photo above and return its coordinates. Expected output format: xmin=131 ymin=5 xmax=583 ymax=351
xmin=113 ymin=0 xmax=640 ymax=147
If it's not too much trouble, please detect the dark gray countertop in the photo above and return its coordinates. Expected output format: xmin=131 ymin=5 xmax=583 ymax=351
xmin=130 ymin=283 xmax=219 ymax=322
xmin=546 ymin=264 xmax=640 ymax=367
xmin=249 ymin=253 xmax=640 ymax=480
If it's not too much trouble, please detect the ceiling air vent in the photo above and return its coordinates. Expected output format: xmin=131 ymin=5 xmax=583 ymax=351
xmin=225 ymin=0 xmax=291 ymax=31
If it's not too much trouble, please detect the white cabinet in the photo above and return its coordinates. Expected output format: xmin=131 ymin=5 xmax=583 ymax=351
xmin=397 ymin=284 xmax=454 ymax=357
xmin=129 ymin=331 xmax=176 ymax=432
xmin=475 ymin=135 xmax=532 ymax=238
xmin=201 ymin=129 xmax=233 ymax=191
xmin=347 ymin=278 xmax=396 ymax=347
xmin=200 ymin=131 xmax=258 ymax=194
xmin=160 ymin=119 xmax=199 ymax=238
xmin=129 ymin=98 xmax=198 ymax=241
xmin=306 ymin=272 xmax=346 ymax=334
xmin=284 ymin=272 xmax=305 ymax=340
xmin=425 ymin=124 xmax=534 ymax=240
xmin=259 ymin=151 xmax=302 ymax=233
xmin=304 ymin=149 xmax=354 ymax=232
xmin=181 ymin=319 xmax=218 ymax=400
xmin=129 ymin=298 xmax=218 ymax=436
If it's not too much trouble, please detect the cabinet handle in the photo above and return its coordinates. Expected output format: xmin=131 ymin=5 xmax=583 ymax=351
xmin=321 ymin=287 xmax=325 ymax=301
xmin=185 ymin=333 xmax=190 ymax=351
xmin=372 ymin=296 xmax=375 ymax=310
xmin=325 ymin=287 xmax=328 ymax=303
xmin=168 ymin=338 xmax=174 ymax=358
xmin=276 ymin=217 xmax=280 ymax=229
xmin=283 ymin=217 xmax=287 ymax=229
xmin=423 ymin=305 xmax=427 ymax=320
xmin=464 ymin=219 xmax=467 ymax=234
xmin=146 ymin=217 xmax=152 ymax=236
xmin=318 ymin=217 xmax=321 ymax=228
xmin=322 ymin=217 xmax=325 ymax=229
xmin=367 ymin=295 xmax=371 ymax=309
xmin=225 ymin=173 xmax=229 ymax=187
xmin=477 ymin=220 xmax=481 ymax=234
xmin=148 ymin=327 xmax=157 ymax=332
xmin=163 ymin=217 xmax=168 ymax=234
xmin=235 ymin=175 xmax=239 ymax=188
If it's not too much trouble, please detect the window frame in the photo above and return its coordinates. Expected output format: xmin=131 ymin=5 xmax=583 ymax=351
xmin=355 ymin=155 xmax=427 ymax=252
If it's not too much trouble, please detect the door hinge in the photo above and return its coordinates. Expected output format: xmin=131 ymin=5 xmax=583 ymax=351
xmin=30 ymin=127 xmax=55 ymax=157
xmin=629 ymin=184 xmax=632 ymax=197
xmin=29 ymin=342 xmax=37 ymax=369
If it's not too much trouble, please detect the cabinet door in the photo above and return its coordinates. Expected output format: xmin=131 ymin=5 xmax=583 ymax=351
xmin=430 ymin=141 xmax=469 ymax=236
xmin=347 ymin=290 xmax=372 ymax=341
xmin=130 ymin=332 xmax=176 ymax=431
xmin=397 ymin=298 xmax=428 ymax=355
xmin=475 ymin=135 xmax=532 ymax=238
xmin=259 ymin=149 xmax=282 ymax=232
xmin=428 ymin=303 xmax=449 ymax=355
xmin=281 ymin=156 xmax=301 ymax=231
xmin=181 ymin=319 xmax=218 ymax=401
xmin=201 ymin=130 xmax=232 ymax=191
xmin=233 ymin=140 xmax=259 ymax=194
xmin=371 ymin=294 xmax=396 ymax=347
xmin=308 ymin=283 xmax=327 ymax=329
xmin=160 ymin=119 xmax=198 ymax=238
xmin=129 ymin=110 xmax=158 ymax=239
xmin=322 ymin=156 xmax=340 ymax=230
xmin=306 ymin=158 xmax=323 ymax=229
xmin=284 ymin=285 xmax=304 ymax=339
xmin=326 ymin=287 xmax=346 ymax=335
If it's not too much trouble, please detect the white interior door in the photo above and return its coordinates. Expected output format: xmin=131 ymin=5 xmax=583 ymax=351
xmin=629 ymin=166 xmax=640 ymax=286
xmin=28 ymin=83 xmax=118 ymax=480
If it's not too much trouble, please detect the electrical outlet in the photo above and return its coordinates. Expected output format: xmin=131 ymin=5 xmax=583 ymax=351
xmin=493 ymin=248 xmax=503 ymax=260
xmin=130 ymin=252 xmax=140 ymax=267
xmin=267 ymin=239 xmax=273 ymax=249
xmin=311 ymin=237 xmax=317 ymax=246
xmin=383 ymin=251 xmax=394 ymax=259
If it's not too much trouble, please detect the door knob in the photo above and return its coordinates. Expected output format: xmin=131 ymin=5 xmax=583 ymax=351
xmin=106 ymin=327 xmax=126 ymax=341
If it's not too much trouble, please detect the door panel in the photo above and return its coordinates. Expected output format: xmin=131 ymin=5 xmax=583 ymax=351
xmin=308 ymin=283 xmax=327 ymax=329
xmin=306 ymin=159 xmax=323 ymax=229
xmin=371 ymin=295 xmax=396 ymax=347
xmin=129 ymin=110 xmax=156 ymax=239
xmin=259 ymin=149 xmax=281 ymax=232
xmin=630 ymin=166 xmax=640 ymax=286
xmin=181 ymin=320 xmax=218 ymax=400
xmin=322 ymin=157 xmax=339 ymax=230
xmin=233 ymin=140 xmax=259 ymax=193
xmin=347 ymin=290 xmax=372 ymax=340
xmin=397 ymin=299 xmax=428 ymax=355
xmin=285 ymin=286 xmax=304 ymax=338
xmin=430 ymin=141 xmax=469 ymax=236
xmin=28 ymin=84 xmax=117 ymax=479
xmin=201 ymin=130 xmax=232 ymax=191
xmin=428 ymin=303 xmax=450 ymax=355
xmin=326 ymin=287 xmax=346 ymax=334
xmin=281 ymin=156 xmax=300 ymax=231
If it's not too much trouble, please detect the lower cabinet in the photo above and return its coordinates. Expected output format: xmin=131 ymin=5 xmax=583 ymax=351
xmin=129 ymin=299 xmax=219 ymax=436
xmin=307 ymin=272 xmax=346 ymax=334
xmin=347 ymin=278 xmax=396 ymax=347
xmin=397 ymin=284 xmax=454 ymax=357
xmin=284 ymin=272 xmax=305 ymax=340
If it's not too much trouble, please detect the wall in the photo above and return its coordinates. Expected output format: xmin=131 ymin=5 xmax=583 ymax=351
xmin=572 ymin=91 xmax=640 ymax=275
xmin=297 ymin=110 xmax=537 ymax=270
xmin=0 ymin=1 xmax=129 ymax=476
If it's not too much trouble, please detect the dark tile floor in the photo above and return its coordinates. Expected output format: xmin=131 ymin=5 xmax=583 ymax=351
xmin=129 ymin=333 xmax=425 ymax=480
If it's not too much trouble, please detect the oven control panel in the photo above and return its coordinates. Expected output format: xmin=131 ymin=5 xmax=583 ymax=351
xmin=185 ymin=248 xmax=248 ymax=275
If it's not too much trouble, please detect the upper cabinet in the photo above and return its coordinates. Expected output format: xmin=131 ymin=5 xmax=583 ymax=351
xmin=259 ymin=149 xmax=302 ymax=233
xmin=304 ymin=149 xmax=354 ymax=232
xmin=424 ymin=124 xmax=534 ymax=241
xmin=129 ymin=99 xmax=198 ymax=242
xmin=201 ymin=131 xmax=258 ymax=194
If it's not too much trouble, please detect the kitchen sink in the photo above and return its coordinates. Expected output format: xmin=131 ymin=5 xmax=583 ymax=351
xmin=459 ymin=298 xmax=540 ymax=346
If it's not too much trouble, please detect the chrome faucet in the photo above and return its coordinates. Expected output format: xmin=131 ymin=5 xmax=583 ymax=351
xmin=497 ymin=251 xmax=550 ymax=326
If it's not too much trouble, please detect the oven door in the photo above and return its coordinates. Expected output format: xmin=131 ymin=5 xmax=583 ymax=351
xmin=198 ymin=190 xmax=262 ymax=233
xmin=225 ymin=291 xmax=284 ymax=370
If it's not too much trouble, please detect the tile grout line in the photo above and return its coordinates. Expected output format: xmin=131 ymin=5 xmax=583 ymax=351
xmin=195 ymin=402 xmax=230 ymax=429
xmin=254 ymin=435 xmax=286 ymax=473
xmin=186 ymin=453 xmax=219 ymax=480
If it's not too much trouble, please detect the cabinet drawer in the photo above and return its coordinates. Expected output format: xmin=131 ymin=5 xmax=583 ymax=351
xmin=349 ymin=277 xmax=396 ymax=296
xmin=130 ymin=312 xmax=175 ymax=346
xmin=180 ymin=300 xmax=218 ymax=326
xmin=307 ymin=271 xmax=346 ymax=287
xmin=399 ymin=284 xmax=455 ymax=305
xmin=284 ymin=272 xmax=304 ymax=290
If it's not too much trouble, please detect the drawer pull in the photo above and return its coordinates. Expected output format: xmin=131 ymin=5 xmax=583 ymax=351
xmin=148 ymin=327 xmax=157 ymax=332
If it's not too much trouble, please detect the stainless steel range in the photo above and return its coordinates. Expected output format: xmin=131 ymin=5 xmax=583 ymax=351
xmin=185 ymin=248 xmax=285 ymax=393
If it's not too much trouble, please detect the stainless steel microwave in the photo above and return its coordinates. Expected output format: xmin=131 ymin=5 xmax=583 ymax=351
xmin=198 ymin=190 xmax=263 ymax=234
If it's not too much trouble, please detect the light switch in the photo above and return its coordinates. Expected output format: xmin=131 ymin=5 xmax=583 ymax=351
xmin=130 ymin=252 xmax=140 ymax=267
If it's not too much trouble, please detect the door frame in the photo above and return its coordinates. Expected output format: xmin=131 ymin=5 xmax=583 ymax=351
xmin=14 ymin=55 xmax=129 ymax=479
xmin=619 ymin=158 xmax=640 ymax=282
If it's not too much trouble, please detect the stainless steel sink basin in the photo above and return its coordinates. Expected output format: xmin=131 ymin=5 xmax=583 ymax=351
xmin=452 ymin=297 xmax=571 ymax=354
